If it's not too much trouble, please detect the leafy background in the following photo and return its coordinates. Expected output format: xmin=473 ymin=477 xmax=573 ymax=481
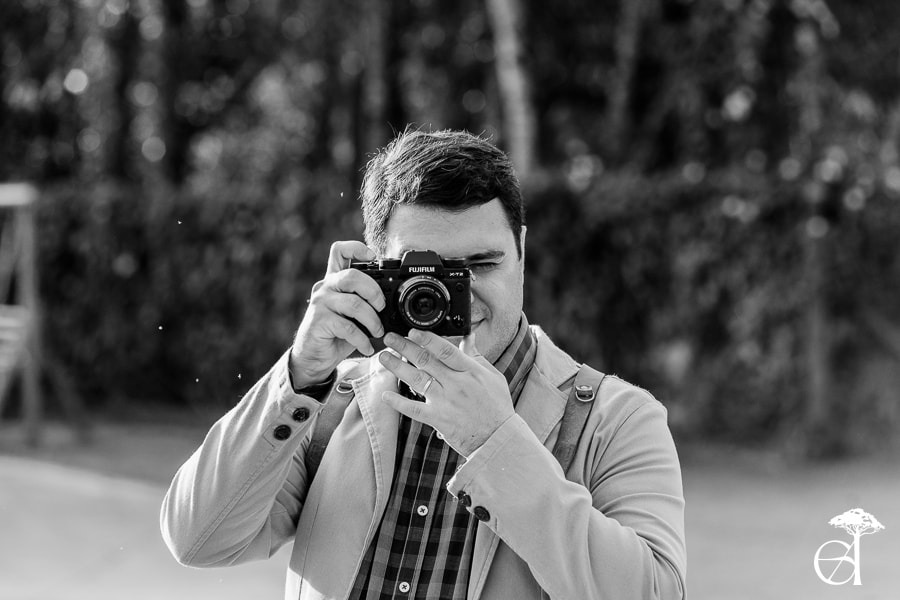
xmin=2 ymin=0 xmax=900 ymax=457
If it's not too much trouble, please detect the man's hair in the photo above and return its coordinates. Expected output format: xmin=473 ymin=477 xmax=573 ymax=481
xmin=361 ymin=128 xmax=525 ymax=257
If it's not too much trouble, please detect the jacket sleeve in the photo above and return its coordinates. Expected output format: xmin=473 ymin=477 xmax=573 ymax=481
xmin=160 ymin=350 xmax=327 ymax=567
xmin=447 ymin=383 xmax=686 ymax=600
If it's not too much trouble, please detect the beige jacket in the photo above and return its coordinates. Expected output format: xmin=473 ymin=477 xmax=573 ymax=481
xmin=160 ymin=326 xmax=686 ymax=600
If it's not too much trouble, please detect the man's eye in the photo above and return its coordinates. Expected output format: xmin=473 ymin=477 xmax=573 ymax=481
xmin=469 ymin=262 xmax=498 ymax=272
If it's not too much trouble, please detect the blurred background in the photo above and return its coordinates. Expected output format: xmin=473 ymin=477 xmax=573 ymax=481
xmin=1 ymin=0 xmax=899 ymax=598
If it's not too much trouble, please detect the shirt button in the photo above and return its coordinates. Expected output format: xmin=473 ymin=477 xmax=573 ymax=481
xmin=273 ymin=424 xmax=292 ymax=440
xmin=457 ymin=491 xmax=472 ymax=508
xmin=291 ymin=407 xmax=310 ymax=422
xmin=473 ymin=506 xmax=491 ymax=522
xmin=398 ymin=581 xmax=410 ymax=593
xmin=417 ymin=505 xmax=429 ymax=517
xmin=435 ymin=431 xmax=444 ymax=440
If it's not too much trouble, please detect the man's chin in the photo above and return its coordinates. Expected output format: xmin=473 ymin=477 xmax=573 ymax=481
xmin=443 ymin=320 xmax=483 ymax=348
xmin=444 ymin=336 xmax=464 ymax=348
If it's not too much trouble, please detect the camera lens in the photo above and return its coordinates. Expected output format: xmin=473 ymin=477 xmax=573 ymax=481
xmin=397 ymin=276 xmax=450 ymax=329
xmin=413 ymin=294 xmax=436 ymax=317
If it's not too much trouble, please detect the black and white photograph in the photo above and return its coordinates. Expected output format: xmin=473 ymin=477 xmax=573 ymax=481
xmin=1 ymin=0 xmax=898 ymax=598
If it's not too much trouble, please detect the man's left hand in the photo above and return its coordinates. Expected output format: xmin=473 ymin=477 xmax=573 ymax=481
xmin=379 ymin=329 xmax=514 ymax=457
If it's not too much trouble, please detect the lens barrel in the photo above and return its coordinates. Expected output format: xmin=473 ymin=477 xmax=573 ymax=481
xmin=397 ymin=276 xmax=450 ymax=329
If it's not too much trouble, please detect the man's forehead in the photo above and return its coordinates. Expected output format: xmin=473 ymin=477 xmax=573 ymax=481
xmin=383 ymin=200 xmax=516 ymax=258
xmin=391 ymin=246 xmax=506 ymax=261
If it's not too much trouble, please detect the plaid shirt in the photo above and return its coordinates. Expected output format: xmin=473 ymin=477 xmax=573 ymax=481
xmin=349 ymin=315 xmax=537 ymax=600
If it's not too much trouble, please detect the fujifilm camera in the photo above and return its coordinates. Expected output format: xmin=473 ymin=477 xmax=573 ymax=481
xmin=350 ymin=250 xmax=471 ymax=337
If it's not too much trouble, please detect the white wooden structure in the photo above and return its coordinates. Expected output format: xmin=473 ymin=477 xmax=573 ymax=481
xmin=0 ymin=183 xmax=42 ymax=444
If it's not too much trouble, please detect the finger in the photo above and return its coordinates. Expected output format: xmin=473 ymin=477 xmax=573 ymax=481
xmin=322 ymin=269 xmax=387 ymax=313
xmin=378 ymin=351 xmax=439 ymax=394
xmin=320 ymin=313 xmax=375 ymax=356
xmin=321 ymin=292 xmax=385 ymax=338
xmin=459 ymin=333 xmax=481 ymax=358
xmin=409 ymin=329 xmax=477 ymax=372
xmin=381 ymin=390 xmax=432 ymax=425
xmin=327 ymin=241 xmax=375 ymax=275
xmin=382 ymin=331 xmax=453 ymax=377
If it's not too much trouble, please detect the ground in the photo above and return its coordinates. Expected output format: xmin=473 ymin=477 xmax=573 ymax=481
xmin=1 ymin=418 xmax=898 ymax=600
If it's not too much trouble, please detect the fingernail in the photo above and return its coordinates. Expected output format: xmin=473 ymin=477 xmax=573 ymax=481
xmin=408 ymin=329 xmax=423 ymax=342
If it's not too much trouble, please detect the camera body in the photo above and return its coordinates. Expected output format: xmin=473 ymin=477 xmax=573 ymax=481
xmin=351 ymin=250 xmax=471 ymax=337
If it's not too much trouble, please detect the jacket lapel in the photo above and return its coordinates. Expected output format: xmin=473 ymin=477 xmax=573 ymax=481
xmin=468 ymin=327 xmax=578 ymax=600
xmin=353 ymin=358 xmax=402 ymax=534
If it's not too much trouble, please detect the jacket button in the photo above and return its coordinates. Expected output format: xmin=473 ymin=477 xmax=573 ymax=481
xmin=473 ymin=506 xmax=491 ymax=522
xmin=292 ymin=407 xmax=310 ymax=422
xmin=457 ymin=491 xmax=472 ymax=508
xmin=273 ymin=424 xmax=292 ymax=440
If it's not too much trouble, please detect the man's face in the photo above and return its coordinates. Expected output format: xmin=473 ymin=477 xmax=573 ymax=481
xmin=383 ymin=199 xmax=525 ymax=363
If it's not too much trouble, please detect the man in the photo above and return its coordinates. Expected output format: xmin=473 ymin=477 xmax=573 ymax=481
xmin=161 ymin=129 xmax=686 ymax=600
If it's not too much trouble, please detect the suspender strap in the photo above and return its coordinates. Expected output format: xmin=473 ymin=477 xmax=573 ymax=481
xmin=551 ymin=363 xmax=606 ymax=475
xmin=304 ymin=361 xmax=362 ymax=481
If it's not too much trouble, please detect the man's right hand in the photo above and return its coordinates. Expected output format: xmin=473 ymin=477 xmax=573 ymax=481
xmin=289 ymin=241 xmax=386 ymax=389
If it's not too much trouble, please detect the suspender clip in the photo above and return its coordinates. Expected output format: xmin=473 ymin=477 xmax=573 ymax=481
xmin=574 ymin=384 xmax=595 ymax=402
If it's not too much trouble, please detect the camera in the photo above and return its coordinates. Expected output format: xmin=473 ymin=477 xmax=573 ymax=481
xmin=350 ymin=250 xmax=471 ymax=337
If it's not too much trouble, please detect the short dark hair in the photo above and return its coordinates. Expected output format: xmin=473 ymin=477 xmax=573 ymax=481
xmin=361 ymin=128 xmax=525 ymax=257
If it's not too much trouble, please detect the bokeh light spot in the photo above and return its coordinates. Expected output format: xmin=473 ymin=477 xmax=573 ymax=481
xmin=142 ymin=137 xmax=166 ymax=162
xmin=63 ymin=69 xmax=90 ymax=95
xmin=77 ymin=128 xmax=102 ymax=153
xmin=130 ymin=81 xmax=158 ymax=107
xmin=806 ymin=216 xmax=829 ymax=238
xmin=140 ymin=15 xmax=164 ymax=40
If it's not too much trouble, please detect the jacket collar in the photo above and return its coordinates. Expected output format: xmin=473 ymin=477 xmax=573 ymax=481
xmin=515 ymin=325 xmax=579 ymax=443
xmin=468 ymin=325 xmax=578 ymax=600
xmin=352 ymin=359 xmax=401 ymax=520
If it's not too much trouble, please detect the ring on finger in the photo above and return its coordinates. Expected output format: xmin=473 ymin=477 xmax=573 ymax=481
xmin=421 ymin=375 xmax=436 ymax=395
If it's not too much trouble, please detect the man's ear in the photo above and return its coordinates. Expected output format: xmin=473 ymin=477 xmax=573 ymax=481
xmin=518 ymin=226 xmax=527 ymax=271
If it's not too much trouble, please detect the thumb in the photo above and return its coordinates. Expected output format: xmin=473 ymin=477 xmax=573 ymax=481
xmin=460 ymin=333 xmax=480 ymax=357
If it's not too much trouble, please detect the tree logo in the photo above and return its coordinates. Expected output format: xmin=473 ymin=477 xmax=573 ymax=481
xmin=813 ymin=508 xmax=885 ymax=586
